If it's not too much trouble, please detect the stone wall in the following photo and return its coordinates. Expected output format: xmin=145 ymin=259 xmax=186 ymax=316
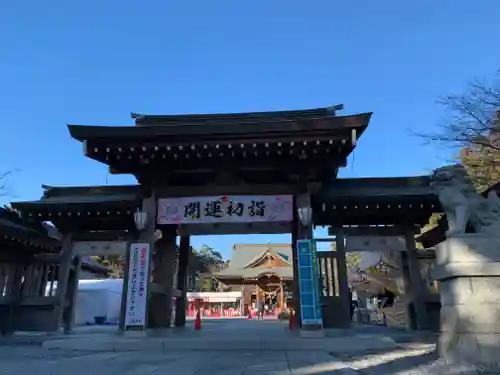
xmin=433 ymin=234 xmax=500 ymax=365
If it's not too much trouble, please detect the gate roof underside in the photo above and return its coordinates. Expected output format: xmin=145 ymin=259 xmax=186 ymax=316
xmin=67 ymin=107 xmax=371 ymax=185
xmin=313 ymin=176 xmax=441 ymax=226
xmin=11 ymin=185 xmax=142 ymax=233
xmin=0 ymin=207 xmax=60 ymax=254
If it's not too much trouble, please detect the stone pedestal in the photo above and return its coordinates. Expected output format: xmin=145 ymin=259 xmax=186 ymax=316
xmin=433 ymin=234 xmax=500 ymax=365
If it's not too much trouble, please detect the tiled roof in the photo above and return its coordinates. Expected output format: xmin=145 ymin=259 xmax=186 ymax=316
xmin=215 ymin=266 xmax=293 ymax=279
xmin=213 ymin=244 xmax=293 ymax=279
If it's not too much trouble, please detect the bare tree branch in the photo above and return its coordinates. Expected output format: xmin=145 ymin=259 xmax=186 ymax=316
xmin=415 ymin=68 xmax=500 ymax=191
xmin=0 ymin=170 xmax=14 ymax=196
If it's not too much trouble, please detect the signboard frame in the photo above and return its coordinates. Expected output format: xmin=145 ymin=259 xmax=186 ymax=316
xmin=157 ymin=195 xmax=293 ymax=225
xmin=124 ymin=243 xmax=151 ymax=329
xmin=73 ymin=241 xmax=128 ymax=256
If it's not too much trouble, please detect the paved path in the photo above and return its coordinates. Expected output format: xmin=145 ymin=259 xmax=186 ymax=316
xmin=2 ymin=320 xmax=497 ymax=374
xmin=0 ymin=347 xmax=356 ymax=375
xmin=1 ymin=344 xmax=498 ymax=375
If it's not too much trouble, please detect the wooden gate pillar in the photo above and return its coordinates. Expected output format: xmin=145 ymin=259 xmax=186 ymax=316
xmin=53 ymin=234 xmax=73 ymax=332
xmin=148 ymin=225 xmax=177 ymax=328
xmin=333 ymin=228 xmax=351 ymax=328
xmin=63 ymin=255 xmax=81 ymax=334
xmin=175 ymin=235 xmax=190 ymax=327
xmin=403 ymin=228 xmax=429 ymax=330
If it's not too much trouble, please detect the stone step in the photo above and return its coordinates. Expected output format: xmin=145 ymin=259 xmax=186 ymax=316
xmin=42 ymin=334 xmax=399 ymax=353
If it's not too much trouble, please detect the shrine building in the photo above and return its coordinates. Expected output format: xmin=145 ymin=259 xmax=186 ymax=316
xmin=212 ymin=244 xmax=294 ymax=316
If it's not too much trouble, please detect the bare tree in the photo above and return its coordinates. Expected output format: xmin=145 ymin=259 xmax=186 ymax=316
xmin=419 ymin=69 xmax=500 ymax=190
xmin=0 ymin=171 xmax=13 ymax=196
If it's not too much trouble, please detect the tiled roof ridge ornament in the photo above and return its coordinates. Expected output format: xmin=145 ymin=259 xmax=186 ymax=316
xmin=431 ymin=164 xmax=500 ymax=235
xmin=325 ymin=104 xmax=344 ymax=115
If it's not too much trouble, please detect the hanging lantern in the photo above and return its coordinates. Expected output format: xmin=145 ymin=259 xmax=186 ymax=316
xmin=297 ymin=207 xmax=313 ymax=227
xmin=133 ymin=209 xmax=148 ymax=231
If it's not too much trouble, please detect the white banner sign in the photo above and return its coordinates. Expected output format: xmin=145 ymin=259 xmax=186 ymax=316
xmin=157 ymin=195 xmax=293 ymax=225
xmin=345 ymin=236 xmax=406 ymax=253
xmin=124 ymin=243 xmax=151 ymax=328
xmin=73 ymin=241 xmax=127 ymax=256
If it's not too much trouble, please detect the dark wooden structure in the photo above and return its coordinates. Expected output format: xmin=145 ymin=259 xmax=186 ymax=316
xmin=0 ymin=207 xmax=60 ymax=334
xmin=10 ymin=105 xmax=446 ymax=331
xmin=314 ymin=176 xmax=442 ymax=330
xmin=11 ymin=185 xmax=142 ymax=332
xmin=0 ymin=204 xmax=116 ymax=334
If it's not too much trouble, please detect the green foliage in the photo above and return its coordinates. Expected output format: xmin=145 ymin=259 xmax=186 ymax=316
xmin=188 ymin=244 xmax=226 ymax=292
xmin=91 ymin=243 xmax=225 ymax=285
xmin=329 ymin=242 xmax=361 ymax=271
xmin=188 ymin=244 xmax=225 ymax=275
xmin=197 ymin=244 xmax=224 ymax=266
xmin=461 ymin=144 xmax=500 ymax=192
xmin=91 ymin=255 xmax=124 ymax=278
xmin=197 ymin=277 xmax=216 ymax=292
xmin=346 ymin=252 xmax=362 ymax=271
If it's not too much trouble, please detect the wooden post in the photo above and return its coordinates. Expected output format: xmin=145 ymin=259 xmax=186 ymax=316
xmin=63 ymin=255 xmax=81 ymax=334
xmin=148 ymin=225 xmax=177 ymax=328
xmin=175 ymin=235 xmax=190 ymax=327
xmin=279 ymin=279 xmax=284 ymax=311
xmin=334 ymin=228 xmax=351 ymax=328
xmin=1 ymin=263 xmax=23 ymax=336
xmin=404 ymin=228 xmax=428 ymax=330
xmin=53 ymin=234 xmax=73 ymax=332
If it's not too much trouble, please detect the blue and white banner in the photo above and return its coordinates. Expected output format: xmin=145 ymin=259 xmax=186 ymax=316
xmin=297 ymin=239 xmax=322 ymax=326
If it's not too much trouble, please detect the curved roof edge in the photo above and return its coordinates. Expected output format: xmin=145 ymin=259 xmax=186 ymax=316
xmin=67 ymin=112 xmax=372 ymax=142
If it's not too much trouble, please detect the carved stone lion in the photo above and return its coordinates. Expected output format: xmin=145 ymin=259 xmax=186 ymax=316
xmin=431 ymin=164 xmax=500 ymax=235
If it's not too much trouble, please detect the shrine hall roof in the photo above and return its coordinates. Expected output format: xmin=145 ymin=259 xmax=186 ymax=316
xmin=214 ymin=266 xmax=293 ymax=280
xmin=213 ymin=244 xmax=293 ymax=280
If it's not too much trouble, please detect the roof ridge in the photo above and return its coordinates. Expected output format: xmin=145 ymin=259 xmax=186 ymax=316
xmin=131 ymin=106 xmax=339 ymax=120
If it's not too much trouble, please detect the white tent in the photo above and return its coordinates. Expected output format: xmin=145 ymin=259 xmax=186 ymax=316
xmin=47 ymin=279 xmax=123 ymax=325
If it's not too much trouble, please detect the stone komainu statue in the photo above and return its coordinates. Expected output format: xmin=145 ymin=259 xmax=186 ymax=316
xmin=430 ymin=164 xmax=500 ymax=235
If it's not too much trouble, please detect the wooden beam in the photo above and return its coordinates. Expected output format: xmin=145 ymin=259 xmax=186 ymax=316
xmin=156 ymin=183 xmax=297 ymax=197
xmin=71 ymin=231 xmax=130 ymax=242
xmin=33 ymin=253 xmax=62 ymax=263
xmin=328 ymin=225 xmax=421 ymax=236
xmin=176 ymin=222 xmax=292 ymax=236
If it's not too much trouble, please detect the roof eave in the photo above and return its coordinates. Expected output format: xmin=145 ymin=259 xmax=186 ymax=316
xmin=66 ymin=112 xmax=372 ymax=142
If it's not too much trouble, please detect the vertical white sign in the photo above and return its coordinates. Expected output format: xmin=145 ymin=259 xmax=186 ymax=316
xmin=125 ymin=243 xmax=150 ymax=328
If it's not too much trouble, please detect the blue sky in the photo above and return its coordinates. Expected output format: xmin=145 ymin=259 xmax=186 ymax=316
xmin=1 ymin=1 xmax=499 ymax=259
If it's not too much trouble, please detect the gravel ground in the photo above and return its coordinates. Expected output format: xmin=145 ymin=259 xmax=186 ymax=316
xmin=334 ymin=343 xmax=500 ymax=375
